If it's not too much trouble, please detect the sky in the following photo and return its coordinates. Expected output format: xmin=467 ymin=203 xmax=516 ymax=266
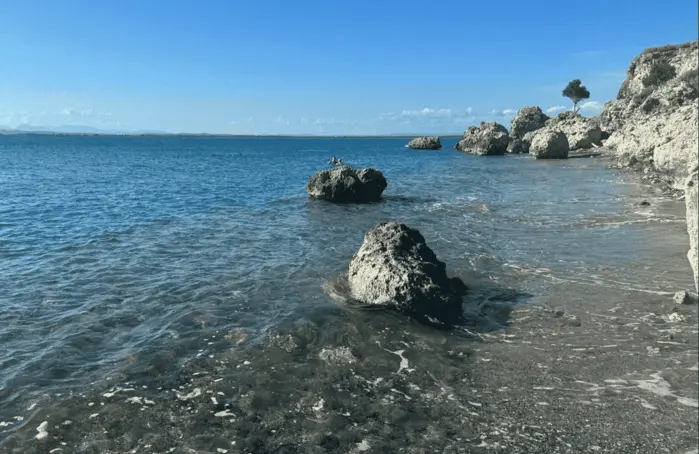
xmin=0 ymin=0 xmax=697 ymax=135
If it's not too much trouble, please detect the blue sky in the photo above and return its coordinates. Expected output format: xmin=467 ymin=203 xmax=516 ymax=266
xmin=0 ymin=0 xmax=697 ymax=135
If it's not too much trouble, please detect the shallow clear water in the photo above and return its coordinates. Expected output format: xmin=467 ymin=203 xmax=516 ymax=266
xmin=0 ymin=135 xmax=694 ymax=450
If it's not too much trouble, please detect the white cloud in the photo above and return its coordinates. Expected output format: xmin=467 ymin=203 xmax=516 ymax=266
xmin=546 ymin=105 xmax=567 ymax=114
xmin=400 ymin=108 xmax=453 ymax=118
xmin=61 ymin=107 xmax=112 ymax=117
xmin=275 ymin=116 xmax=290 ymax=126
xmin=579 ymin=101 xmax=603 ymax=112
xmin=314 ymin=117 xmax=337 ymax=125
xmin=489 ymin=109 xmax=517 ymax=117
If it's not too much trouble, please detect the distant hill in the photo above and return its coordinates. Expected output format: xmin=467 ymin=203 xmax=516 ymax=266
xmin=1 ymin=124 xmax=170 ymax=135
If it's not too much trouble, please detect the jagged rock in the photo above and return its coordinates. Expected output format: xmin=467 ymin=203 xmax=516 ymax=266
xmin=408 ymin=136 xmax=442 ymax=150
xmin=509 ymin=106 xmax=549 ymax=142
xmin=455 ymin=122 xmax=510 ymax=155
xmin=601 ymin=41 xmax=699 ymax=188
xmin=507 ymin=138 xmax=530 ymax=154
xmin=348 ymin=221 xmax=467 ymax=327
xmin=529 ymin=129 xmax=569 ymax=159
xmin=686 ymin=171 xmax=698 ymax=292
xmin=306 ymin=166 xmax=387 ymax=203
xmin=544 ymin=112 xmax=603 ymax=150
xmin=673 ymin=290 xmax=698 ymax=305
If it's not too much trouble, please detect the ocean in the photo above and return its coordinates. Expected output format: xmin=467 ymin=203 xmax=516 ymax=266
xmin=0 ymin=135 xmax=696 ymax=453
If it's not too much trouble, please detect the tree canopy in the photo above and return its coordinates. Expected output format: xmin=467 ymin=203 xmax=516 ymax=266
xmin=562 ymin=79 xmax=591 ymax=112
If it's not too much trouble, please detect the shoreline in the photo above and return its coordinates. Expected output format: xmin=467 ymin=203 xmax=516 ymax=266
xmin=1 ymin=157 xmax=696 ymax=454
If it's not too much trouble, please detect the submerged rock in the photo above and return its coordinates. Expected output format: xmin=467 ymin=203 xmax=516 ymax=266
xmin=455 ymin=122 xmax=510 ymax=155
xmin=529 ymin=129 xmax=570 ymax=159
xmin=408 ymin=136 xmax=442 ymax=150
xmin=509 ymin=106 xmax=549 ymax=144
xmin=306 ymin=166 xmax=387 ymax=203
xmin=348 ymin=221 xmax=467 ymax=327
xmin=673 ymin=290 xmax=698 ymax=305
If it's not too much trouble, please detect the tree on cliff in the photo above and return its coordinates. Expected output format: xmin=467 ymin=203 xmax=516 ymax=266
xmin=562 ymin=79 xmax=591 ymax=113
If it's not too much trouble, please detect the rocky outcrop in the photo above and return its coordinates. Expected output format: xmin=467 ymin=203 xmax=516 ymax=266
xmin=348 ymin=221 xmax=467 ymax=327
xmin=507 ymin=138 xmax=530 ymax=154
xmin=601 ymin=41 xmax=698 ymax=188
xmin=601 ymin=40 xmax=699 ymax=293
xmin=686 ymin=171 xmax=698 ymax=293
xmin=529 ymin=129 xmax=569 ymax=159
xmin=306 ymin=166 xmax=387 ymax=203
xmin=408 ymin=136 xmax=442 ymax=150
xmin=509 ymin=106 xmax=549 ymax=145
xmin=545 ymin=112 xmax=603 ymax=150
xmin=455 ymin=122 xmax=510 ymax=155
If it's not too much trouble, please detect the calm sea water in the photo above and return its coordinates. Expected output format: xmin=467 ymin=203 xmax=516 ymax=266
xmin=0 ymin=135 xmax=694 ymax=450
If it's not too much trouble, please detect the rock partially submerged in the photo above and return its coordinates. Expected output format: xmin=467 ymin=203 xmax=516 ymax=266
xmin=529 ymin=129 xmax=570 ymax=159
xmin=306 ymin=166 xmax=387 ymax=203
xmin=348 ymin=221 xmax=467 ymax=327
xmin=408 ymin=136 xmax=442 ymax=150
xmin=509 ymin=106 xmax=549 ymax=148
xmin=455 ymin=122 xmax=510 ymax=155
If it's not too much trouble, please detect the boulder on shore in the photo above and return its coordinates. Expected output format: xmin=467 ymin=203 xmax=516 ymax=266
xmin=529 ymin=129 xmax=570 ymax=159
xmin=545 ymin=112 xmax=603 ymax=150
xmin=455 ymin=122 xmax=510 ymax=155
xmin=408 ymin=136 xmax=442 ymax=150
xmin=306 ymin=166 xmax=387 ymax=203
xmin=507 ymin=138 xmax=530 ymax=154
xmin=509 ymin=106 xmax=549 ymax=144
xmin=348 ymin=221 xmax=467 ymax=327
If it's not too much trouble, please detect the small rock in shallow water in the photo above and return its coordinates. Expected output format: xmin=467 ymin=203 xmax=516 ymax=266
xmin=673 ymin=290 xmax=698 ymax=305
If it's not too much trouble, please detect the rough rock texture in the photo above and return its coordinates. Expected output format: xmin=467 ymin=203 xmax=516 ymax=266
xmin=506 ymin=138 xmax=530 ymax=154
xmin=306 ymin=166 xmax=387 ymax=203
xmin=529 ymin=129 xmax=570 ymax=159
xmin=509 ymin=106 xmax=549 ymax=142
xmin=600 ymin=41 xmax=699 ymax=290
xmin=455 ymin=122 xmax=510 ymax=155
xmin=687 ymin=171 xmax=698 ymax=293
xmin=347 ymin=221 xmax=467 ymax=327
xmin=601 ymin=41 xmax=699 ymax=188
xmin=545 ymin=112 xmax=603 ymax=150
xmin=407 ymin=136 xmax=442 ymax=150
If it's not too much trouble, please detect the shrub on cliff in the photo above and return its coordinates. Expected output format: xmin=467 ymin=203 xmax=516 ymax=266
xmin=562 ymin=79 xmax=591 ymax=113
xmin=642 ymin=60 xmax=677 ymax=87
xmin=679 ymin=68 xmax=699 ymax=92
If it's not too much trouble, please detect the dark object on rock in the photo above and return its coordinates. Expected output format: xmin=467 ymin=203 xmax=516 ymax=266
xmin=455 ymin=122 xmax=510 ymax=155
xmin=509 ymin=106 xmax=549 ymax=141
xmin=348 ymin=221 xmax=467 ymax=327
xmin=529 ymin=130 xmax=570 ymax=159
xmin=673 ymin=290 xmax=698 ymax=305
xmin=408 ymin=136 xmax=442 ymax=150
xmin=306 ymin=166 xmax=387 ymax=203
xmin=639 ymin=200 xmax=651 ymax=206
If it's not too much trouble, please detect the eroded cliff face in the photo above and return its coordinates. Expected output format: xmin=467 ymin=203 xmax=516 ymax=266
xmin=601 ymin=41 xmax=698 ymax=188
xmin=601 ymin=41 xmax=699 ymax=293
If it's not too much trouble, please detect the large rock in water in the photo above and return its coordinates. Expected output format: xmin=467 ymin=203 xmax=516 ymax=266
xmin=686 ymin=170 xmax=698 ymax=293
xmin=545 ymin=112 xmax=603 ymax=150
xmin=455 ymin=122 xmax=510 ymax=155
xmin=348 ymin=221 xmax=467 ymax=327
xmin=306 ymin=166 xmax=387 ymax=203
xmin=509 ymin=106 xmax=550 ymax=144
xmin=408 ymin=136 xmax=441 ymax=150
xmin=529 ymin=129 xmax=569 ymax=159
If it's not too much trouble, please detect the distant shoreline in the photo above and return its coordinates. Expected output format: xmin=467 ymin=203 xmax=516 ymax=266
xmin=0 ymin=131 xmax=463 ymax=139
